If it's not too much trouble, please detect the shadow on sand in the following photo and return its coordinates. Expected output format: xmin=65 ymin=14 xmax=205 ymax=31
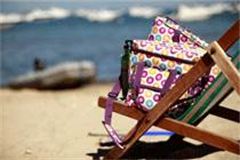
xmin=87 ymin=135 xmax=222 ymax=159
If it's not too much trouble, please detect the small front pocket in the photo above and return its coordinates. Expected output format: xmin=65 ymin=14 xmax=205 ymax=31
xmin=126 ymin=63 xmax=181 ymax=111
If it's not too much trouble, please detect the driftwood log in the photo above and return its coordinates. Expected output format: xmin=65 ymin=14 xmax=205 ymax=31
xmin=5 ymin=61 xmax=96 ymax=89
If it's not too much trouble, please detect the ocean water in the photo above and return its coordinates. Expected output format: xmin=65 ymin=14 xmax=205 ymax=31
xmin=1 ymin=1 xmax=239 ymax=85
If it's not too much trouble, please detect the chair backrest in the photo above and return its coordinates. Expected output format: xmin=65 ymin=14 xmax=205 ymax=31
xmin=178 ymin=50 xmax=240 ymax=124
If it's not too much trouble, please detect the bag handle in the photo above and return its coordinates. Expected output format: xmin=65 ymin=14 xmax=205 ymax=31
xmin=164 ymin=17 xmax=209 ymax=49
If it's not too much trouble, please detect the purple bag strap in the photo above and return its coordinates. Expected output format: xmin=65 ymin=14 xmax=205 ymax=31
xmin=133 ymin=63 xmax=178 ymax=97
xmin=103 ymin=62 xmax=144 ymax=149
xmin=103 ymin=80 xmax=125 ymax=149
xmin=132 ymin=63 xmax=179 ymax=103
xmin=133 ymin=62 xmax=145 ymax=96
xmin=103 ymin=64 xmax=177 ymax=149
xmin=161 ymin=70 xmax=178 ymax=95
xmin=104 ymin=80 xmax=121 ymax=124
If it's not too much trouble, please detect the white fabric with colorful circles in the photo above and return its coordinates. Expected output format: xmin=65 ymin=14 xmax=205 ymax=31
xmin=124 ymin=16 xmax=220 ymax=111
xmin=148 ymin=17 xmax=209 ymax=49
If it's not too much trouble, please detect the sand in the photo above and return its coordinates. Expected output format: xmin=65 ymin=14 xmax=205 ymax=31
xmin=1 ymin=83 xmax=240 ymax=160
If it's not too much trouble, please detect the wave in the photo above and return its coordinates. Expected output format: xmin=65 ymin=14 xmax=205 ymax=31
xmin=24 ymin=7 xmax=70 ymax=22
xmin=175 ymin=3 xmax=232 ymax=21
xmin=0 ymin=3 xmax=236 ymax=25
xmin=0 ymin=13 xmax=24 ymax=24
xmin=0 ymin=7 xmax=122 ymax=24
xmin=0 ymin=7 xmax=71 ymax=25
xmin=128 ymin=6 xmax=161 ymax=18
xmin=75 ymin=9 xmax=122 ymax=22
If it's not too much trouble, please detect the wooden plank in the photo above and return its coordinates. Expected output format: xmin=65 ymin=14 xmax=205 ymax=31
xmin=103 ymin=53 xmax=216 ymax=159
xmin=218 ymin=19 xmax=240 ymax=51
xmin=98 ymin=97 xmax=240 ymax=155
xmin=208 ymin=41 xmax=240 ymax=95
xmin=209 ymin=105 xmax=240 ymax=123
xmin=193 ymin=49 xmax=240 ymax=123
xmin=185 ymin=51 xmax=239 ymax=123
xmin=193 ymin=88 xmax=233 ymax=125
xmin=180 ymin=71 xmax=231 ymax=123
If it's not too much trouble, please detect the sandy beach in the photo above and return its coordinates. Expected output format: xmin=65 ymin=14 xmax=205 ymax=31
xmin=1 ymin=83 xmax=240 ymax=160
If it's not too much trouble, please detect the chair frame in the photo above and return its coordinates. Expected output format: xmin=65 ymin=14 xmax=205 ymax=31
xmin=98 ymin=19 xmax=240 ymax=159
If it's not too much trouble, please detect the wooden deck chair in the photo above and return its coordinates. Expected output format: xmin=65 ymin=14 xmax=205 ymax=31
xmin=177 ymin=49 xmax=239 ymax=124
xmin=98 ymin=19 xmax=240 ymax=159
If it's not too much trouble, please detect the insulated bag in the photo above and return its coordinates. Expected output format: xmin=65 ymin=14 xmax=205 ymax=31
xmin=103 ymin=16 xmax=220 ymax=149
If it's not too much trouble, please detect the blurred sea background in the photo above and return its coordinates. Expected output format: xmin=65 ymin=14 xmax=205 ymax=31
xmin=1 ymin=0 xmax=239 ymax=85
